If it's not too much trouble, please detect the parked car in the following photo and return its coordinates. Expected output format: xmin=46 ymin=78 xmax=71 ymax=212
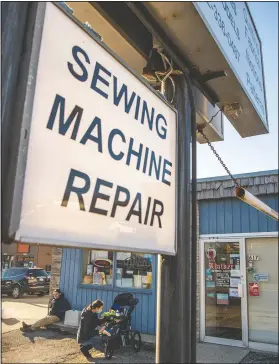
xmin=1 ymin=267 xmax=50 ymax=299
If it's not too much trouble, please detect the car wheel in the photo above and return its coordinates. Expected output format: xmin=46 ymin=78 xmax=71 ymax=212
xmin=12 ymin=285 xmax=23 ymax=299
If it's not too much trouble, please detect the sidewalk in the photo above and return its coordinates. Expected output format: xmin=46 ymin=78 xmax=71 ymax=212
xmin=141 ymin=334 xmax=249 ymax=363
xmin=2 ymin=328 xmax=278 ymax=364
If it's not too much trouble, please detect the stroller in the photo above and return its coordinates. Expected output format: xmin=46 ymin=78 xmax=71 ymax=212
xmin=101 ymin=293 xmax=141 ymax=359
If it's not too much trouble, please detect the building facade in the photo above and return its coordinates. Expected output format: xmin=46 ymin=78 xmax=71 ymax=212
xmin=49 ymin=170 xmax=278 ymax=352
xmin=1 ymin=242 xmax=53 ymax=271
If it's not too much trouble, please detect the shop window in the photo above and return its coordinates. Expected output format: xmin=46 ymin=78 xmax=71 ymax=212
xmin=81 ymin=250 xmax=153 ymax=290
xmin=82 ymin=250 xmax=113 ymax=286
xmin=17 ymin=243 xmax=30 ymax=253
xmin=116 ymin=253 xmax=152 ymax=289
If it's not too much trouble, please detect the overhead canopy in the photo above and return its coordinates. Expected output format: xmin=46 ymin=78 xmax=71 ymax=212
xmin=142 ymin=2 xmax=269 ymax=138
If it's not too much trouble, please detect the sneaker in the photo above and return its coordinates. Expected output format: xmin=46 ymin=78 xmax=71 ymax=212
xmin=22 ymin=322 xmax=31 ymax=328
xmin=20 ymin=326 xmax=33 ymax=333
xmin=80 ymin=346 xmax=92 ymax=359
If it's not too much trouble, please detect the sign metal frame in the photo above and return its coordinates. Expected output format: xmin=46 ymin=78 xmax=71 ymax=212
xmin=11 ymin=2 xmax=178 ymax=255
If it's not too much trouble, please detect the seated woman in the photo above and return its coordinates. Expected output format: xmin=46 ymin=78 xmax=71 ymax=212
xmin=77 ymin=299 xmax=107 ymax=359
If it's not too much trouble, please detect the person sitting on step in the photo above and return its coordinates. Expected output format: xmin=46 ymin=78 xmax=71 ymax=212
xmin=20 ymin=288 xmax=71 ymax=332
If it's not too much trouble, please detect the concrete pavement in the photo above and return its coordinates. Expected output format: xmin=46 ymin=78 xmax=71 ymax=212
xmin=2 ymin=296 xmax=277 ymax=363
xmin=1 ymin=295 xmax=49 ymax=333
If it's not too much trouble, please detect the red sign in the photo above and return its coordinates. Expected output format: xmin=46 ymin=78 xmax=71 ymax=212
xmin=208 ymin=262 xmax=235 ymax=270
xmin=249 ymin=282 xmax=260 ymax=297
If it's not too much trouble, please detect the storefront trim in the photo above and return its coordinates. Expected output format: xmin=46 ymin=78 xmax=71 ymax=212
xmin=200 ymin=232 xmax=278 ymax=239
xmin=77 ymin=284 xmax=153 ymax=295
xmin=204 ymin=336 xmax=246 ymax=348
xmin=249 ymin=341 xmax=278 ymax=353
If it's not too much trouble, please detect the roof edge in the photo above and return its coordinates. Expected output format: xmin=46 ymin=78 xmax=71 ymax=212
xmin=197 ymin=169 xmax=278 ymax=184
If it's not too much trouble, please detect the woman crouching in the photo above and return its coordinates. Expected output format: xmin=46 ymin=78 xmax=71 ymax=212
xmin=77 ymin=299 xmax=106 ymax=359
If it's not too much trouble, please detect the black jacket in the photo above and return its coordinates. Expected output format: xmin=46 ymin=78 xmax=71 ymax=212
xmin=49 ymin=294 xmax=71 ymax=320
xmin=77 ymin=308 xmax=105 ymax=344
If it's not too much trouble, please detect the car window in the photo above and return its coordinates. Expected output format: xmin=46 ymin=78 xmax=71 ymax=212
xmin=31 ymin=269 xmax=48 ymax=277
xmin=2 ymin=268 xmax=27 ymax=278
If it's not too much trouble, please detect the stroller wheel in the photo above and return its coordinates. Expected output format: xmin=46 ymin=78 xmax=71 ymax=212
xmin=105 ymin=344 xmax=113 ymax=360
xmin=132 ymin=331 xmax=141 ymax=352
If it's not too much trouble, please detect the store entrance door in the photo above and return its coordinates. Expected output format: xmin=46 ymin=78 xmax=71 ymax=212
xmin=200 ymin=239 xmax=248 ymax=347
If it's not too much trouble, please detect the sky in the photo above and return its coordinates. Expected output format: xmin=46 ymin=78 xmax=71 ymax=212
xmin=197 ymin=2 xmax=278 ymax=178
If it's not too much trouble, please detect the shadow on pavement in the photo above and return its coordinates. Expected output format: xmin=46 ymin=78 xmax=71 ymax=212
xmin=21 ymin=328 xmax=75 ymax=344
xmin=2 ymin=318 xmax=20 ymax=325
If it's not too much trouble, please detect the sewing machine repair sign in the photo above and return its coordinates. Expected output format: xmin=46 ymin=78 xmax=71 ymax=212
xmin=15 ymin=3 xmax=177 ymax=255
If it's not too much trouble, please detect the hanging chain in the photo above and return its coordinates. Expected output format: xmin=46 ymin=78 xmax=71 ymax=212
xmin=197 ymin=128 xmax=241 ymax=187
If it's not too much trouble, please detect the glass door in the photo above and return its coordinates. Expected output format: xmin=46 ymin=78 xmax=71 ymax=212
xmin=201 ymin=239 xmax=248 ymax=347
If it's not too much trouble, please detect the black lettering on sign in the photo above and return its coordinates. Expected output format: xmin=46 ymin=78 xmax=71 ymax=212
xmin=111 ymin=186 xmax=130 ymax=218
xmin=126 ymin=192 xmax=142 ymax=224
xmin=89 ymin=178 xmax=113 ymax=216
xmin=46 ymin=94 xmax=83 ymax=140
xmin=61 ymin=169 xmax=90 ymax=210
xmin=150 ymin=199 xmax=164 ymax=228
xmin=61 ymin=169 xmax=165 ymax=228
xmin=80 ymin=116 xmax=103 ymax=153
xmin=68 ymin=45 xmax=90 ymax=82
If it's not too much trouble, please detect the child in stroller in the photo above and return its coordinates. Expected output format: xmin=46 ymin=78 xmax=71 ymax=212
xmin=100 ymin=293 xmax=141 ymax=359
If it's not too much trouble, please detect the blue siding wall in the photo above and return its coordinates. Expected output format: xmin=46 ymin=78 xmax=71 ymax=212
xmin=59 ymin=248 xmax=157 ymax=335
xmin=199 ymin=194 xmax=278 ymax=235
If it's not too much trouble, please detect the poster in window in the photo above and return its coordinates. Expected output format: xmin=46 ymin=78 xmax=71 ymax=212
xmin=206 ymin=281 xmax=215 ymax=288
xmin=216 ymin=271 xmax=230 ymax=287
xmin=229 ymin=287 xmax=239 ymax=297
xmin=249 ymin=282 xmax=260 ymax=297
xmin=230 ymin=277 xmax=241 ymax=287
xmin=216 ymin=293 xmax=229 ymax=305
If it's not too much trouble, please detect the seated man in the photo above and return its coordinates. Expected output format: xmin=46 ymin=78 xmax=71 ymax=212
xmin=21 ymin=288 xmax=71 ymax=332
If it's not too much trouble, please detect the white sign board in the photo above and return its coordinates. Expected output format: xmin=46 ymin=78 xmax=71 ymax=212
xmin=15 ymin=3 xmax=177 ymax=255
xmin=194 ymin=2 xmax=267 ymax=126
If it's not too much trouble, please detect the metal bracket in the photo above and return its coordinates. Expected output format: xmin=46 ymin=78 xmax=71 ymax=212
xmin=200 ymin=71 xmax=227 ymax=83
xmin=83 ymin=22 xmax=102 ymax=41
xmin=57 ymin=2 xmax=73 ymax=15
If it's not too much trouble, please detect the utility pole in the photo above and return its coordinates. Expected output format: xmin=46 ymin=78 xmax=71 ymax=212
xmin=156 ymin=75 xmax=193 ymax=363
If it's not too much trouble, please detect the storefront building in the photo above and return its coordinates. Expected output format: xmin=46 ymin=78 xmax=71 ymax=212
xmin=1 ymin=242 xmax=52 ymax=272
xmin=198 ymin=169 xmax=278 ymax=353
xmin=52 ymin=169 xmax=278 ymax=350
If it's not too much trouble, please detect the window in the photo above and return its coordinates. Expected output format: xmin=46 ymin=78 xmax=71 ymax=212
xmin=17 ymin=243 xmax=30 ymax=253
xmin=2 ymin=268 xmax=27 ymax=278
xmin=116 ymin=253 xmax=152 ymax=289
xmin=82 ymin=250 xmax=113 ymax=286
xmin=31 ymin=269 xmax=49 ymax=277
xmin=81 ymin=250 xmax=153 ymax=290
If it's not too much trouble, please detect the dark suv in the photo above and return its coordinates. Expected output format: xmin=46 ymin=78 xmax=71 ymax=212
xmin=1 ymin=267 xmax=50 ymax=299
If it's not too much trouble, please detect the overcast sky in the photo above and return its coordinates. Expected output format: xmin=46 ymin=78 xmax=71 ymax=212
xmin=197 ymin=2 xmax=278 ymax=178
